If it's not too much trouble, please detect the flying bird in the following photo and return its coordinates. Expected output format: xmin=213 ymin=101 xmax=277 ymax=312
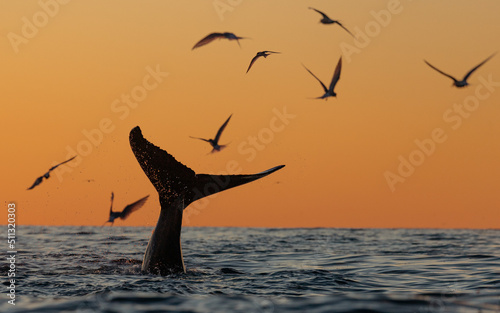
xmin=192 ymin=32 xmax=247 ymax=50
xmin=309 ymin=7 xmax=354 ymax=37
xmin=303 ymin=56 xmax=342 ymax=100
xmin=103 ymin=192 xmax=149 ymax=226
xmin=246 ymin=51 xmax=280 ymax=73
xmin=190 ymin=114 xmax=232 ymax=153
xmin=424 ymin=53 xmax=496 ymax=88
xmin=27 ymin=156 xmax=77 ymax=190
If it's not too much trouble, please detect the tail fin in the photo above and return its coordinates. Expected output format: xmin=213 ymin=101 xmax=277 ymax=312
xmin=130 ymin=126 xmax=197 ymax=204
xmin=192 ymin=165 xmax=284 ymax=202
xmin=129 ymin=126 xmax=284 ymax=208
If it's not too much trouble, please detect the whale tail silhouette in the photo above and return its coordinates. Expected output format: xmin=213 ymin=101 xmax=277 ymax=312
xmin=129 ymin=126 xmax=284 ymax=275
xmin=130 ymin=127 xmax=284 ymax=206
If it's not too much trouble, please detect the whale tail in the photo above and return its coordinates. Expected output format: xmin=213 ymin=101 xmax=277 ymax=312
xmin=192 ymin=166 xmax=284 ymax=201
xmin=129 ymin=126 xmax=284 ymax=207
xmin=129 ymin=126 xmax=284 ymax=275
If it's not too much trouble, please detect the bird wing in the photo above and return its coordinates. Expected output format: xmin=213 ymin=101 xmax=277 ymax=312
xmin=109 ymin=192 xmax=114 ymax=215
xmin=246 ymin=54 xmax=261 ymax=73
xmin=424 ymin=60 xmax=458 ymax=82
xmin=190 ymin=136 xmax=210 ymax=143
xmin=463 ymin=53 xmax=496 ymax=81
xmin=192 ymin=33 xmax=224 ymax=49
xmin=27 ymin=176 xmax=44 ymax=190
xmin=120 ymin=195 xmax=149 ymax=220
xmin=48 ymin=156 xmax=76 ymax=171
xmin=336 ymin=21 xmax=354 ymax=37
xmin=303 ymin=65 xmax=328 ymax=93
xmin=309 ymin=7 xmax=330 ymax=20
xmin=214 ymin=114 xmax=232 ymax=143
xmin=329 ymin=57 xmax=342 ymax=92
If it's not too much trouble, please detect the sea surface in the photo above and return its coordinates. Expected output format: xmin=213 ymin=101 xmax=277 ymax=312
xmin=2 ymin=226 xmax=499 ymax=313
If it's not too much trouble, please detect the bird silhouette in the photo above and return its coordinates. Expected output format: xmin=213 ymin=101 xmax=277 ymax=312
xmin=103 ymin=192 xmax=149 ymax=226
xmin=27 ymin=156 xmax=77 ymax=190
xmin=303 ymin=56 xmax=342 ymax=100
xmin=192 ymin=32 xmax=247 ymax=50
xmin=190 ymin=114 xmax=232 ymax=153
xmin=246 ymin=51 xmax=280 ymax=73
xmin=424 ymin=53 xmax=496 ymax=88
xmin=309 ymin=7 xmax=354 ymax=37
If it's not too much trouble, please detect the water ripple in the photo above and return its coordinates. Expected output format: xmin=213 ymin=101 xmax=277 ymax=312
xmin=3 ymin=226 xmax=499 ymax=312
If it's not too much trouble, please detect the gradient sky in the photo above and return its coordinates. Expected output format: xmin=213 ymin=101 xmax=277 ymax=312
xmin=2 ymin=0 xmax=500 ymax=228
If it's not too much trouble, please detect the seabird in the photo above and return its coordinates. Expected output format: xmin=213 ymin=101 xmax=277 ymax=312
xmin=309 ymin=7 xmax=354 ymax=37
xmin=190 ymin=114 xmax=232 ymax=153
xmin=303 ymin=56 xmax=342 ymax=99
xmin=246 ymin=51 xmax=280 ymax=73
xmin=192 ymin=32 xmax=247 ymax=50
xmin=103 ymin=192 xmax=149 ymax=226
xmin=424 ymin=53 xmax=496 ymax=88
xmin=27 ymin=156 xmax=76 ymax=190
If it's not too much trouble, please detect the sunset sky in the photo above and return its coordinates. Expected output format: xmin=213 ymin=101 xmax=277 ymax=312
xmin=2 ymin=0 xmax=500 ymax=228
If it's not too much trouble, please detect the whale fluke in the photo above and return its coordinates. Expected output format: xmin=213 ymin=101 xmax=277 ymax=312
xmin=193 ymin=165 xmax=285 ymax=201
xmin=129 ymin=126 xmax=284 ymax=275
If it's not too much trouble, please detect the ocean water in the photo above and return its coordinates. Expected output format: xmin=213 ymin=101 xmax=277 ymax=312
xmin=2 ymin=226 xmax=499 ymax=313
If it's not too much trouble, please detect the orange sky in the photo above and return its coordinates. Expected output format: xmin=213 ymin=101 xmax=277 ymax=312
xmin=1 ymin=0 xmax=500 ymax=228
